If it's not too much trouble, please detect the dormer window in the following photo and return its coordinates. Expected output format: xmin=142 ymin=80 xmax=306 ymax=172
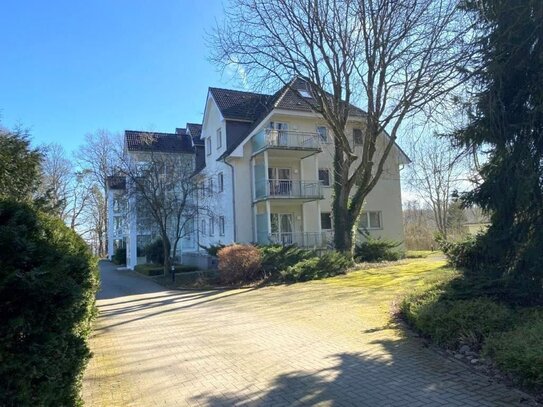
xmin=299 ymin=89 xmax=311 ymax=98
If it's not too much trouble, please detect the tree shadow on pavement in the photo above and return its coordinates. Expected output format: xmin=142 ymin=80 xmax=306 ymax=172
xmin=192 ymin=340 xmax=527 ymax=407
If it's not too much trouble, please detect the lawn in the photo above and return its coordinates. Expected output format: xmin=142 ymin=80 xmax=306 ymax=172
xmin=326 ymin=256 xmax=455 ymax=294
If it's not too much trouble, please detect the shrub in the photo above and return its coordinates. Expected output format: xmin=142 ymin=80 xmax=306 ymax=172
xmin=355 ymin=238 xmax=404 ymax=262
xmin=0 ymin=200 xmax=99 ymax=406
xmin=112 ymin=246 xmax=126 ymax=264
xmin=218 ymin=244 xmax=263 ymax=285
xmin=439 ymin=235 xmax=486 ymax=270
xmin=484 ymin=316 xmax=543 ymax=389
xmin=145 ymin=238 xmax=164 ymax=264
xmin=200 ymin=243 xmax=228 ymax=257
xmin=260 ymin=244 xmax=316 ymax=276
xmin=280 ymin=251 xmax=353 ymax=283
xmin=401 ymin=292 xmax=512 ymax=349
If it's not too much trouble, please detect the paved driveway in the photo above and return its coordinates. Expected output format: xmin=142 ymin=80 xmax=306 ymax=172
xmin=83 ymin=261 xmax=531 ymax=406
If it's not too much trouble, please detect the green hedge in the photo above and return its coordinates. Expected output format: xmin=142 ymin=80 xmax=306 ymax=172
xmin=280 ymin=252 xmax=353 ymax=283
xmin=0 ymin=200 xmax=99 ymax=406
xmin=112 ymin=246 xmax=126 ymax=265
xmin=401 ymin=292 xmax=511 ymax=349
xmin=260 ymin=244 xmax=316 ymax=276
xmin=134 ymin=263 xmax=200 ymax=276
xmin=355 ymin=238 xmax=404 ymax=262
xmin=484 ymin=313 xmax=543 ymax=388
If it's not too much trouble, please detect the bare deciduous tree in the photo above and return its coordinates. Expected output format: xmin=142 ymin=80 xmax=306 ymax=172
xmin=212 ymin=0 xmax=475 ymax=253
xmin=406 ymin=135 xmax=468 ymax=239
xmin=75 ymin=130 xmax=121 ymax=256
xmin=120 ymin=134 xmax=215 ymax=275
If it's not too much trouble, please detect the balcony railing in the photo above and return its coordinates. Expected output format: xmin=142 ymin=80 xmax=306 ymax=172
xmin=251 ymin=129 xmax=321 ymax=153
xmin=254 ymin=179 xmax=323 ymax=200
xmin=268 ymin=231 xmax=334 ymax=248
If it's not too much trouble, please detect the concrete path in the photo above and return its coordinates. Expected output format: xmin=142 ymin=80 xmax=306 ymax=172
xmin=83 ymin=261 xmax=532 ymax=406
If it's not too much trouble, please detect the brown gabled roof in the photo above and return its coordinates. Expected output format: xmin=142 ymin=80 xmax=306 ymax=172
xmin=209 ymin=88 xmax=272 ymax=122
xmin=125 ymin=130 xmax=194 ymax=154
xmin=186 ymin=123 xmax=204 ymax=145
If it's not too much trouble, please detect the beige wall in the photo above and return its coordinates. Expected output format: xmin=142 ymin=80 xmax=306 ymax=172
xmin=249 ymin=112 xmax=406 ymax=244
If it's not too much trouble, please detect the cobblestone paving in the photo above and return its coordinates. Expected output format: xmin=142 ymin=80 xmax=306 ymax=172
xmin=83 ymin=261 xmax=534 ymax=406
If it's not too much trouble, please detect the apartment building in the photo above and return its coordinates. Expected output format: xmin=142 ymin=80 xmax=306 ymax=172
xmin=107 ymin=78 xmax=409 ymax=268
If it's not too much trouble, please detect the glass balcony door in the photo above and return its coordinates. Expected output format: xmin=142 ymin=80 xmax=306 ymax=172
xmin=268 ymin=122 xmax=289 ymax=146
xmin=268 ymin=167 xmax=292 ymax=196
xmin=270 ymin=213 xmax=294 ymax=245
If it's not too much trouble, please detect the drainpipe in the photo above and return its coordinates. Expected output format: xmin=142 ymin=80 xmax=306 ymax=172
xmin=223 ymin=159 xmax=237 ymax=242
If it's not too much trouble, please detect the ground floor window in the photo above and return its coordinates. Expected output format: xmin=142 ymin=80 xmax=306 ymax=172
xmin=321 ymin=212 xmax=332 ymax=230
xmin=219 ymin=216 xmax=225 ymax=236
xmin=360 ymin=211 xmax=382 ymax=229
xmin=113 ymin=238 xmax=125 ymax=250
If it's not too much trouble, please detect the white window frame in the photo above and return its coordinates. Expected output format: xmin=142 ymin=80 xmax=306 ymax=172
xmin=218 ymin=172 xmax=224 ymax=192
xmin=219 ymin=216 xmax=225 ymax=236
xmin=360 ymin=211 xmax=382 ymax=230
xmin=216 ymin=128 xmax=222 ymax=149
xmin=206 ymin=137 xmax=211 ymax=156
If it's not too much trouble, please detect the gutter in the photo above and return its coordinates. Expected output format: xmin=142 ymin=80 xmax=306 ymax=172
xmin=223 ymin=158 xmax=237 ymax=242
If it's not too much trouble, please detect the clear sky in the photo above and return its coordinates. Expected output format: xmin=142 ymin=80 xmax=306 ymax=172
xmin=0 ymin=0 xmax=243 ymax=153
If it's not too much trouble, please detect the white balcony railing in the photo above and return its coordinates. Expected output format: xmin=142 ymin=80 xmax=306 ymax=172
xmin=268 ymin=231 xmax=334 ymax=248
xmin=255 ymin=179 xmax=322 ymax=200
xmin=252 ymin=129 xmax=321 ymax=152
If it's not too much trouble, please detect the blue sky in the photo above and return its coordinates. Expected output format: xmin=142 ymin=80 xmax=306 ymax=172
xmin=0 ymin=0 xmax=242 ymax=153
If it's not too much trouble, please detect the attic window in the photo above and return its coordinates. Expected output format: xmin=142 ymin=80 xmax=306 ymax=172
xmin=299 ymin=89 xmax=311 ymax=98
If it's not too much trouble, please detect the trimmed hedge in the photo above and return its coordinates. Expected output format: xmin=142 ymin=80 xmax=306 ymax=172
xmin=134 ymin=263 xmax=199 ymax=276
xmin=0 ymin=200 xmax=99 ymax=406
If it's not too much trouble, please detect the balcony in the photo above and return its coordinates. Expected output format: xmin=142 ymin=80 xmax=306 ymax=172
xmin=251 ymin=129 xmax=321 ymax=156
xmin=268 ymin=231 xmax=334 ymax=248
xmin=254 ymin=179 xmax=323 ymax=202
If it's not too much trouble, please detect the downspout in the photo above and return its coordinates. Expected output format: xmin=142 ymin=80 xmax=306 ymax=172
xmin=223 ymin=159 xmax=237 ymax=242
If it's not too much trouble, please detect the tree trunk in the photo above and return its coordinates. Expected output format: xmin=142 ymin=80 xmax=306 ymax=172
xmin=332 ymin=138 xmax=358 ymax=256
xmin=162 ymin=235 xmax=172 ymax=276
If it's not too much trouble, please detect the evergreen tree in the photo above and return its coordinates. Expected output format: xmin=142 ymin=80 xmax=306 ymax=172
xmin=0 ymin=127 xmax=42 ymax=201
xmin=456 ymin=0 xmax=543 ymax=303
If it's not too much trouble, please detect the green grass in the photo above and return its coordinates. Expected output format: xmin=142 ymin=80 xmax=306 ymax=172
xmin=325 ymin=257 xmax=455 ymax=292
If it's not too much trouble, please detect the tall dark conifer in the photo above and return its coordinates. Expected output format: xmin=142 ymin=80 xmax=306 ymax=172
xmin=457 ymin=0 xmax=543 ymax=303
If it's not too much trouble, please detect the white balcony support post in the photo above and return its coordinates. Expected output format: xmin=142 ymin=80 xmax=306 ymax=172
xmin=264 ymin=150 xmax=269 ymax=197
xmin=251 ymin=157 xmax=256 ymax=201
xmin=107 ymin=190 xmax=115 ymax=259
xmin=252 ymin=203 xmax=257 ymax=242
xmin=266 ymin=200 xmax=271 ymax=242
